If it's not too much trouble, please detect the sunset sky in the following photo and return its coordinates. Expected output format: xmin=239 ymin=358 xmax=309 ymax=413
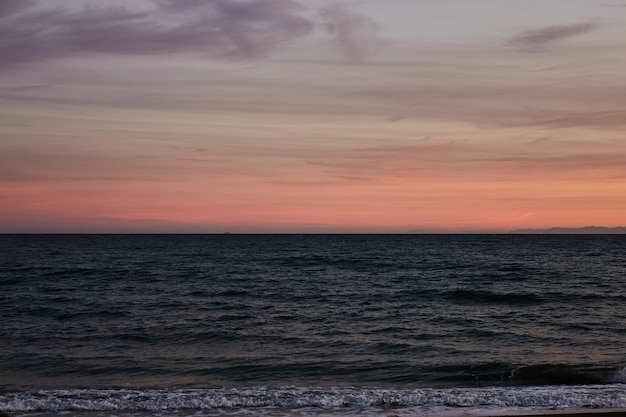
xmin=2 ymin=0 xmax=626 ymax=233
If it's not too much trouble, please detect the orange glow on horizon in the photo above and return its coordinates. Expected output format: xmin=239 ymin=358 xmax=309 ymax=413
xmin=2 ymin=1 xmax=626 ymax=233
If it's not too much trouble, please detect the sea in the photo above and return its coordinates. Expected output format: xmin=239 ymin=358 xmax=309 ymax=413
xmin=1 ymin=234 xmax=625 ymax=417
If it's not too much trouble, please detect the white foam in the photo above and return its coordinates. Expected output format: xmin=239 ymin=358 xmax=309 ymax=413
xmin=609 ymin=368 xmax=626 ymax=383
xmin=1 ymin=385 xmax=625 ymax=416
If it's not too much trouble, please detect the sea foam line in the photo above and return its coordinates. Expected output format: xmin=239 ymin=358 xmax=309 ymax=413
xmin=1 ymin=385 xmax=626 ymax=412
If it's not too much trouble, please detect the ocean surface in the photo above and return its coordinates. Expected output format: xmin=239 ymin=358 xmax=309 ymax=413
xmin=1 ymin=234 xmax=625 ymax=417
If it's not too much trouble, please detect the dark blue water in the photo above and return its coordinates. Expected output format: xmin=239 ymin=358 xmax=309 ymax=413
xmin=1 ymin=234 xmax=625 ymax=416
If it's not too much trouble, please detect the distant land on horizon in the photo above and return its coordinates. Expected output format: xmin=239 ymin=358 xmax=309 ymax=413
xmin=407 ymin=226 xmax=626 ymax=234
xmin=511 ymin=226 xmax=626 ymax=234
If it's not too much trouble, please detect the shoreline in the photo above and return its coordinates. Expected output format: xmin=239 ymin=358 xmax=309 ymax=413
xmin=2 ymin=407 xmax=626 ymax=417
xmin=480 ymin=410 xmax=626 ymax=417
xmin=488 ymin=408 xmax=626 ymax=417
xmin=2 ymin=409 xmax=626 ymax=417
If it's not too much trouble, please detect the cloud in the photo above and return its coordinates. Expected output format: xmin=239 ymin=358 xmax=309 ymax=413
xmin=319 ymin=3 xmax=380 ymax=63
xmin=0 ymin=0 xmax=315 ymax=71
xmin=302 ymin=142 xmax=474 ymax=182
xmin=2 ymin=84 xmax=49 ymax=92
xmin=0 ymin=0 xmax=32 ymax=17
xmin=0 ymin=0 xmax=381 ymax=71
xmin=467 ymin=152 xmax=626 ymax=179
xmin=153 ymin=0 xmax=314 ymax=59
xmin=507 ymin=21 xmax=599 ymax=51
xmin=515 ymin=110 xmax=626 ymax=129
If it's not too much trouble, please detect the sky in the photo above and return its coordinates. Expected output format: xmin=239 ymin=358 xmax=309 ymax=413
xmin=2 ymin=0 xmax=626 ymax=233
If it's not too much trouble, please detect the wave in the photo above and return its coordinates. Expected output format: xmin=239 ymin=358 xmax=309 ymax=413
xmin=508 ymin=364 xmax=621 ymax=386
xmin=2 ymin=385 xmax=626 ymax=413
xmin=610 ymin=367 xmax=626 ymax=383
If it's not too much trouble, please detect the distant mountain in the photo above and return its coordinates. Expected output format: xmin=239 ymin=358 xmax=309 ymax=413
xmin=512 ymin=226 xmax=626 ymax=234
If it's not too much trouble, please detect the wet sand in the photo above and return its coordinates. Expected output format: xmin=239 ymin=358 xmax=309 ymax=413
xmin=483 ymin=410 xmax=626 ymax=417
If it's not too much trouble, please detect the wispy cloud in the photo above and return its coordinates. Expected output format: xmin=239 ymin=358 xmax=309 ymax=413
xmin=466 ymin=152 xmax=626 ymax=180
xmin=0 ymin=0 xmax=314 ymax=71
xmin=506 ymin=21 xmax=599 ymax=51
xmin=302 ymin=142 xmax=475 ymax=182
xmin=153 ymin=0 xmax=314 ymax=59
xmin=0 ymin=0 xmax=379 ymax=72
xmin=320 ymin=3 xmax=380 ymax=63
xmin=513 ymin=110 xmax=626 ymax=129
xmin=0 ymin=0 xmax=31 ymax=17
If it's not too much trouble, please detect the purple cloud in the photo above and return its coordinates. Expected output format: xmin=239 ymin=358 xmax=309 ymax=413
xmin=320 ymin=3 xmax=379 ymax=63
xmin=507 ymin=21 xmax=598 ymax=51
xmin=0 ymin=0 xmax=32 ymax=17
xmin=0 ymin=0 xmax=315 ymax=71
